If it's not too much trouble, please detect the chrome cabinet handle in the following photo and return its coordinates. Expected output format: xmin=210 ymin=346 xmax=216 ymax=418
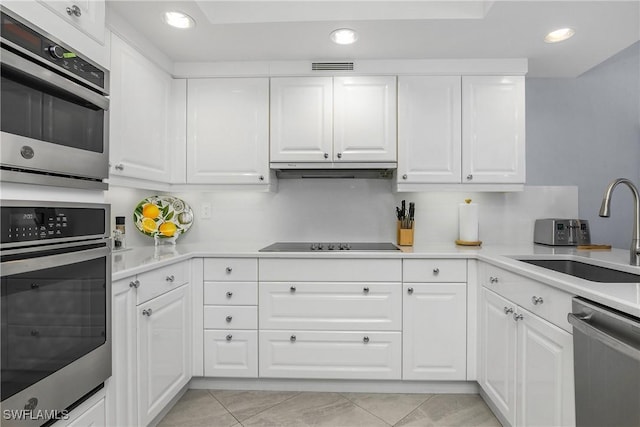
xmin=226 ymin=291 xmax=233 ymax=298
xmin=66 ymin=5 xmax=82 ymax=17
xmin=363 ymin=287 xmax=370 ymax=293
xmin=466 ymin=174 xmax=473 ymax=180
xmin=402 ymin=174 xmax=408 ymax=180
xmin=489 ymin=276 xmax=499 ymax=284
xmin=407 ymin=287 xmax=414 ymax=294
xmin=129 ymin=280 xmax=140 ymax=289
xmin=363 ymin=336 xmax=370 ymax=343
xmin=225 ymin=316 xmax=233 ymax=323
xmin=166 ymin=275 xmax=175 ymax=282
xmin=290 ymin=285 xmax=296 ymax=292
xmin=337 ymin=153 xmax=342 ymax=159
xmin=324 ymin=153 xmax=329 ymax=159
xmin=226 ymin=334 xmax=232 ymax=341
xmin=142 ymin=309 xmax=152 ymax=317
xmin=433 ymin=268 xmax=440 ymax=275
xmin=290 ymin=335 xmax=296 ymax=342
xmin=225 ymin=267 xmax=232 ymax=274
xmin=531 ymin=296 xmax=544 ymax=305
xmin=259 ymin=175 xmax=264 ymax=181
xmin=513 ymin=313 xmax=524 ymax=321
xmin=504 ymin=307 xmax=514 ymax=315
xmin=114 ymin=164 xmax=124 ymax=171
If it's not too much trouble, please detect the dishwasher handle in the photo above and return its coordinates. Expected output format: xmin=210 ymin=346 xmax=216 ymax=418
xmin=568 ymin=313 xmax=640 ymax=361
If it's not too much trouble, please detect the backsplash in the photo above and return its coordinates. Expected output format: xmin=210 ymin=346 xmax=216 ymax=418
xmin=106 ymin=183 xmax=578 ymax=248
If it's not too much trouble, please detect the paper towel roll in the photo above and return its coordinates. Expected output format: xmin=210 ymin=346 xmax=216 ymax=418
xmin=459 ymin=199 xmax=479 ymax=242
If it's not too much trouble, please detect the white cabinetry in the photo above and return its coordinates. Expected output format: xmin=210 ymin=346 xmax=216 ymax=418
xmin=258 ymin=258 xmax=402 ymax=380
xmin=187 ymin=79 xmax=270 ymax=184
xmin=397 ymin=75 xmax=525 ymax=187
xmin=479 ymin=265 xmax=574 ymax=427
xmin=109 ymin=261 xmax=191 ymax=427
xmin=202 ymin=258 xmax=258 ymax=377
xmin=64 ymin=388 xmax=106 ymax=427
xmin=38 ymin=0 xmax=105 ymax=43
xmin=270 ymin=76 xmax=397 ymax=164
xmin=402 ymin=259 xmax=467 ymax=380
xmin=109 ymin=34 xmax=186 ymax=185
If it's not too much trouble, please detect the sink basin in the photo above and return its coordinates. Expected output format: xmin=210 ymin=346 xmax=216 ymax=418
xmin=518 ymin=259 xmax=640 ymax=283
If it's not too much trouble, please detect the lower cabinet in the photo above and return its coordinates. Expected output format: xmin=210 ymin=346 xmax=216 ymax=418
xmin=479 ymin=287 xmax=574 ymax=427
xmin=64 ymin=389 xmax=107 ymax=427
xmin=259 ymin=330 xmax=402 ymax=379
xmin=204 ymin=330 xmax=258 ymax=377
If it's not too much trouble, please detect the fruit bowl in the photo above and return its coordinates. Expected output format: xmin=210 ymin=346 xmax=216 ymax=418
xmin=133 ymin=196 xmax=193 ymax=245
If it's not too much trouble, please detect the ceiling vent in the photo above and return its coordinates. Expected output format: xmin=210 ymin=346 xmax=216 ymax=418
xmin=312 ymin=62 xmax=354 ymax=71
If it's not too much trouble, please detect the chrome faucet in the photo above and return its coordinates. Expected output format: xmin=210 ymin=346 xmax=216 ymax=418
xmin=599 ymin=178 xmax=640 ymax=266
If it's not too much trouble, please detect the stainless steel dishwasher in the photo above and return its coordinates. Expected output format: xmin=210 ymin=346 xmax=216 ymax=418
xmin=568 ymin=298 xmax=640 ymax=427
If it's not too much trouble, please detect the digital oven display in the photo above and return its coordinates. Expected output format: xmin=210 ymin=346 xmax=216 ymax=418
xmin=11 ymin=212 xmax=44 ymax=227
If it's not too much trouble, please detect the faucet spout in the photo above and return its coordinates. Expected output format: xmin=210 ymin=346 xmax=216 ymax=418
xmin=599 ymin=178 xmax=640 ymax=266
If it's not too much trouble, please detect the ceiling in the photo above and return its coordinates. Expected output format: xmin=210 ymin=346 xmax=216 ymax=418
xmin=106 ymin=1 xmax=640 ymax=77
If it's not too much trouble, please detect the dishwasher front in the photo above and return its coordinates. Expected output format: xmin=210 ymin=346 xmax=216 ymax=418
xmin=568 ymin=297 xmax=640 ymax=427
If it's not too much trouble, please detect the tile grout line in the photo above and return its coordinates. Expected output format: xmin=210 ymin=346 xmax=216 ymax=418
xmin=392 ymin=393 xmax=437 ymax=427
xmin=339 ymin=392 xmax=434 ymax=427
xmin=208 ymin=390 xmax=303 ymax=426
xmin=338 ymin=392 xmax=392 ymax=426
xmin=207 ymin=390 xmax=242 ymax=426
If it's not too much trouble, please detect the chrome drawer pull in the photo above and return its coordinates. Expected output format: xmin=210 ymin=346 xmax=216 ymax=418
xmin=290 ymin=285 xmax=296 ymax=292
xmin=226 ymin=291 xmax=233 ymax=298
xmin=225 ymin=316 xmax=233 ymax=323
xmin=226 ymin=334 xmax=233 ymax=341
xmin=363 ymin=336 xmax=370 ymax=343
xmin=531 ymin=296 xmax=544 ymax=305
xmin=504 ymin=307 xmax=514 ymax=315
xmin=363 ymin=287 xmax=370 ymax=293
xmin=166 ymin=275 xmax=175 ymax=282
xmin=489 ymin=276 xmax=499 ymax=284
xmin=129 ymin=280 xmax=140 ymax=289
xmin=433 ymin=268 xmax=440 ymax=274
xmin=407 ymin=287 xmax=414 ymax=294
xmin=513 ymin=313 xmax=524 ymax=322
xmin=225 ymin=267 xmax=233 ymax=273
xmin=290 ymin=335 xmax=296 ymax=342
xmin=142 ymin=309 xmax=152 ymax=317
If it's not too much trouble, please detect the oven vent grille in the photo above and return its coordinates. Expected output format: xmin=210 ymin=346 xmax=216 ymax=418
xmin=312 ymin=62 xmax=354 ymax=71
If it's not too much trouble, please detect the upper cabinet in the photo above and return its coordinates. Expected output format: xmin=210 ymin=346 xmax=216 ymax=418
xmin=38 ymin=0 xmax=105 ymax=44
xmin=397 ymin=75 xmax=525 ymax=188
xmin=109 ymin=34 xmax=186 ymax=185
xmin=186 ymin=78 xmax=270 ymax=185
xmin=270 ymin=76 xmax=397 ymax=164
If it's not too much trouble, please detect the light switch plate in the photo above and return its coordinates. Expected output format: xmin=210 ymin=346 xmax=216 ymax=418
xmin=201 ymin=203 xmax=212 ymax=219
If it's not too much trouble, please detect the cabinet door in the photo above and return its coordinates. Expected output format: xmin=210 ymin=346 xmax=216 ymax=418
xmin=462 ymin=76 xmax=525 ymax=184
xmin=108 ymin=278 xmax=137 ymax=427
xmin=204 ymin=330 xmax=258 ymax=377
xmin=65 ymin=395 xmax=106 ymax=427
xmin=398 ymin=76 xmax=462 ymax=183
xmin=480 ymin=288 xmax=517 ymax=426
xmin=109 ymin=35 xmax=185 ymax=184
xmin=402 ymin=283 xmax=467 ymax=380
xmin=516 ymin=308 xmax=575 ymax=427
xmin=187 ymin=78 xmax=270 ymax=184
xmin=270 ymin=77 xmax=333 ymax=163
xmin=38 ymin=0 xmax=106 ymax=43
xmin=137 ymin=284 xmax=191 ymax=427
xmin=334 ymin=76 xmax=397 ymax=162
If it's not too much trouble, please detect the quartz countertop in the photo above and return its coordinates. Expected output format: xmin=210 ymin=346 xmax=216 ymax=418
xmin=112 ymin=242 xmax=640 ymax=317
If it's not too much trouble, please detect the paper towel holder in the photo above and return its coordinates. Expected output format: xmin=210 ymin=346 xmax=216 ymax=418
xmin=457 ymin=198 xmax=482 ymax=247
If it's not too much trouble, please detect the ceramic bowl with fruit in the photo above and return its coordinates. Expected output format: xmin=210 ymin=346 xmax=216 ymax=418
xmin=133 ymin=196 xmax=193 ymax=245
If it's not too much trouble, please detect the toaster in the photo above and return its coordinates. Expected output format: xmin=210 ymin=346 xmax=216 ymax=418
xmin=534 ymin=219 xmax=591 ymax=246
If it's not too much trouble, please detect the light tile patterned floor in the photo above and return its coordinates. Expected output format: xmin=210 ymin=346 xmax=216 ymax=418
xmin=158 ymin=390 xmax=502 ymax=427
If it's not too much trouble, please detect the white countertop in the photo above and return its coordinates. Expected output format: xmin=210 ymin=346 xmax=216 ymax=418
xmin=112 ymin=242 xmax=640 ymax=317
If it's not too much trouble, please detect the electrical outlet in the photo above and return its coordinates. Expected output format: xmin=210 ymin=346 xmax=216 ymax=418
xmin=201 ymin=203 xmax=212 ymax=219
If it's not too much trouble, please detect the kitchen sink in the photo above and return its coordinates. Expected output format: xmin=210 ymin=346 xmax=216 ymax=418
xmin=518 ymin=259 xmax=640 ymax=283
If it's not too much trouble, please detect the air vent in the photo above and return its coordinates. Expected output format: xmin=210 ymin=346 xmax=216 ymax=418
xmin=312 ymin=62 xmax=354 ymax=71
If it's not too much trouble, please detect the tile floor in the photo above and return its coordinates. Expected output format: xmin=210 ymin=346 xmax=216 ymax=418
xmin=158 ymin=390 xmax=502 ymax=427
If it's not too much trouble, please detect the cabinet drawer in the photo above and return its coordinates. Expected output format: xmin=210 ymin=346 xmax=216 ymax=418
xmin=259 ymin=282 xmax=401 ymax=331
xmin=204 ymin=330 xmax=257 ymax=377
xmin=259 ymin=259 xmax=401 ymax=282
xmin=204 ymin=282 xmax=257 ymax=305
xmin=136 ymin=261 xmax=189 ymax=305
xmin=204 ymin=258 xmax=257 ymax=281
xmin=204 ymin=306 xmax=257 ymax=329
xmin=259 ymin=330 xmax=401 ymax=380
xmin=403 ymin=259 xmax=467 ymax=282
xmin=483 ymin=264 xmax=573 ymax=332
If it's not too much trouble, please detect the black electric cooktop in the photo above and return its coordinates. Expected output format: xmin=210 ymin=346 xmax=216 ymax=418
xmin=259 ymin=242 xmax=401 ymax=252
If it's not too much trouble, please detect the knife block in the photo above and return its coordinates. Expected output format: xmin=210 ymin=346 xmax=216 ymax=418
xmin=397 ymin=220 xmax=414 ymax=246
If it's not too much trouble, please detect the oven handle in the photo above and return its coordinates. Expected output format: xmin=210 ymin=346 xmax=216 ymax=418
xmin=1 ymin=244 xmax=110 ymax=276
xmin=1 ymin=47 xmax=109 ymax=110
xmin=568 ymin=313 xmax=640 ymax=361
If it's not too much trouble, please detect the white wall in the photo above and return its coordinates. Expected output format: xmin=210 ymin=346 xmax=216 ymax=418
xmin=526 ymin=41 xmax=640 ymax=249
xmin=106 ymin=184 xmax=577 ymax=248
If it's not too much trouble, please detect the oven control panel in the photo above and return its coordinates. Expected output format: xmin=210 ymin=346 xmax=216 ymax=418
xmin=1 ymin=206 xmax=106 ymax=244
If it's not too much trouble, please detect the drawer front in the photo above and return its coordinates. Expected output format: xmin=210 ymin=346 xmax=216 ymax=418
xmin=483 ymin=264 xmax=573 ymax=332
xmin=204 ymin=258 xmax=258 ymax=281
xmin=204 ymin=306 xmax=257 ymax=329
xmin=259 ymin=259 xmax=402 ymax=282
xmin=259 ymin=282 xmax=401 ymax=331
xmin=259 ymin=330 xmax=401 ymax=380
xmin=204 ymin=282 xmax=257 ymax=305
xmin=403 ymin=259 xmax=467 ymax=283
xmin=204 ymin=330 xmax=257 ymax=377
xmin=136 ymin=261 xmax=189 ymax=305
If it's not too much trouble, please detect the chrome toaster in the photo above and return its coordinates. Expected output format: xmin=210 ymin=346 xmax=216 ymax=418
xmin=534 ymin=218 xmax=591 ymax=246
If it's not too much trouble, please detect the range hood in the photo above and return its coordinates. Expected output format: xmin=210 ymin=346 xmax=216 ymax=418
xmin=270 ymin=162 xmax=396 ymax=179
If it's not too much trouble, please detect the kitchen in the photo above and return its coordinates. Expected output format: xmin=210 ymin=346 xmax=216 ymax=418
xmin=0 ymin=1 xmax=639 ymax=426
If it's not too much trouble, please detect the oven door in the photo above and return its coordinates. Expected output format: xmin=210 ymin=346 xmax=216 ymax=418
xmin=0 ymin=46 xmax=109 ymax=186
xmin=1 ymin=241 xmax=111 ymax=427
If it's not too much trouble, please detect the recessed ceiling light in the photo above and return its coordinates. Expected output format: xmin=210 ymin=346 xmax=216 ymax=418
xmin=330 ymin=28 xmax=358 ymax=45
xmin=544 ymin=28 xmax=575 ymax=43
xmin=163 ymin=11 xmax=195 ymax=29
